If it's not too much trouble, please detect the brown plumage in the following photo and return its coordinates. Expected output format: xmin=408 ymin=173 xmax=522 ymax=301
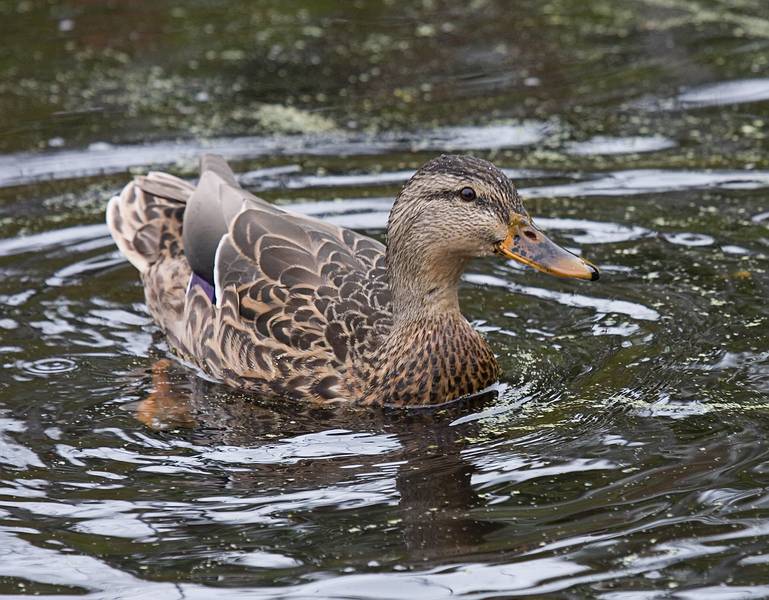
xmin=106 ymin=154 xmax=597 ymax=406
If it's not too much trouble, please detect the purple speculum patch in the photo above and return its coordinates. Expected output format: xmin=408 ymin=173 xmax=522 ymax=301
xmin=189 ymin=272 xmax=216 ymax=303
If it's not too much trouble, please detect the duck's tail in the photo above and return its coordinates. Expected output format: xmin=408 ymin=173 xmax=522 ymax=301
xmin=106 ymin=170 xmax=194 ymax=274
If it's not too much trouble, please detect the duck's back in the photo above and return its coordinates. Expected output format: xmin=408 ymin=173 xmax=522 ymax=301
xmin=107 ymin=155 xmax=393 ymax=402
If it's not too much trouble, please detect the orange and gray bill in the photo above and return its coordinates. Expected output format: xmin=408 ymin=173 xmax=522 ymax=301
xmin=495 ymin=217 xmax=599 ymax=281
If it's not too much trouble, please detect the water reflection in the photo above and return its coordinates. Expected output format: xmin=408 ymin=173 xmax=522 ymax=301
xmin=0 ymin=123 xmax=548 ymax=188
xmin=133 ymin=358 xmax=504 ymax=561
xmin=565 ymin=136 xmax=676 ymax=156
xmin=677 ymin=78 xmax=769 ymax=108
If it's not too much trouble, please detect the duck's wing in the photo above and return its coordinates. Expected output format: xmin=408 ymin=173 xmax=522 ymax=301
xmin=183 ymin=155 xmax=392 ymax=400
xmin=182 ymin=154 xmax=278 ymax=285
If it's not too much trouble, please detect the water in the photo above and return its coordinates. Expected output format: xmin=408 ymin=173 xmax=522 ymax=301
xmin=1 ymin=0 xmax=769 ymax=597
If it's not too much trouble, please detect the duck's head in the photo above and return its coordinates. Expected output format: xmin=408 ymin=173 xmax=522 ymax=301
xmin=386 ymin=155 xmax=598 ymax=300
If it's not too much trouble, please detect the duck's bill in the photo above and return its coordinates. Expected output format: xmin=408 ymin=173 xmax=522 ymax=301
xmin=495 ymin=219 xmax=599 ymax=281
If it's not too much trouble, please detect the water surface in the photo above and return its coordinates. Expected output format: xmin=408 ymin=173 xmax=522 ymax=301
xmin=2 ymin=1 xmax=769 ymax=597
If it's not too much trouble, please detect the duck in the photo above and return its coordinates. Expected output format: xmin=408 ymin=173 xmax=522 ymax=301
xmin=107 ymin=153 xmax=598 ymax=407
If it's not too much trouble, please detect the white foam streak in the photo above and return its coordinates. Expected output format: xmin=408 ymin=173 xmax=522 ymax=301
xmin=464 ymin=273 xmax=660 ymax=321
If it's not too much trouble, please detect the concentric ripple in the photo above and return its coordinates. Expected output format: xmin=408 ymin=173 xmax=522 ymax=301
xmin=18 ymin=357 xmax=78 ymax=376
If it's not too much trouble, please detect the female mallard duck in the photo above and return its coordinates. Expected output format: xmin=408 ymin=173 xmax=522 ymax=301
xmin=107 ymin=154 xmax=597 ymax=407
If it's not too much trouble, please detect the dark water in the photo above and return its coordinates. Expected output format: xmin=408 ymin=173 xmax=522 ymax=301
xmin=2 ymin=1 xmax=769 ymax=597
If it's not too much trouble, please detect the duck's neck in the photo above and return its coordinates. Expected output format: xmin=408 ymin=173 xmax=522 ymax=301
xmin=386 ymin=239 xmax=468 ymax=324
xmin=359 ymin=251 xmax=500 ymax=406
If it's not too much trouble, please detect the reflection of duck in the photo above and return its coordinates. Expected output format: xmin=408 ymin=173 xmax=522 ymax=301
xmin=107 ymin=154 xmax=597 ymax=406
xmin=135 ymin=358 xmax=504 ymax=561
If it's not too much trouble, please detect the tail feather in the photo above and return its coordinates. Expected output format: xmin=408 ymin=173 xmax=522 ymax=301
xmin=138 ymin=171 xmax=196 ymax=202
xmin=200 ymin=153 xmax=239 ymax=187
xmin=107 ymin=172 xmax=194 ymax=274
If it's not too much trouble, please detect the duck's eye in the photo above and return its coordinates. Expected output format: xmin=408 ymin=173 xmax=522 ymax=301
xmin=459 ymin=187 xmax=476 ymax=202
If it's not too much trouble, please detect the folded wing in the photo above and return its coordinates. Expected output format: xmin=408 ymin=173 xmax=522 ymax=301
xmin=182 ymin=155 xmax=392 ymax=401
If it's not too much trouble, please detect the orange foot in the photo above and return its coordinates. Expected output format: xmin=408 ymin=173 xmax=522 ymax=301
xmin=135 ymin=359 xmax=196 ymax=430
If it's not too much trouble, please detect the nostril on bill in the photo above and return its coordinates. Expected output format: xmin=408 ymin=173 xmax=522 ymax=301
xmin=523 ymin=229 xmax=537 ymax=241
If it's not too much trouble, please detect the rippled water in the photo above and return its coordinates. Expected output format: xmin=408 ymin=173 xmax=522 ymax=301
xmin=2 ymin=1 xmax=769 ymax=597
